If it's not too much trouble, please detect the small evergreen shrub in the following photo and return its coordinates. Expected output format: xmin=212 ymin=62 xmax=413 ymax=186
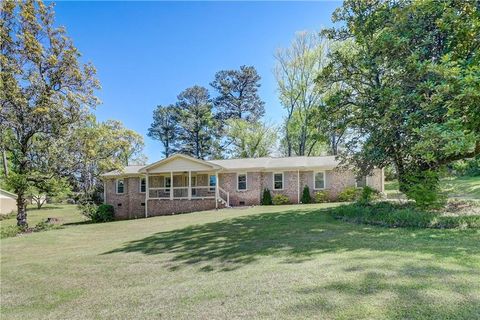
xmin=301 ymin=185 xmax=311 ymax=204
xmin=90 ymin=204 xmax=115 ymax=223
xmin=403 ymin=170 xmax=446 ymax=209
xmin=357 ymin=186 xmax=380 ymax=205
xmin=337 ymin=187 xmax=362 ymax=202
xmin=261 ymin=188 xmax=273 ymax=205
xmin=272 ymin=194 xmax=290 ymax=205
xmin=314 ymin=190 xmax=330 ymax=203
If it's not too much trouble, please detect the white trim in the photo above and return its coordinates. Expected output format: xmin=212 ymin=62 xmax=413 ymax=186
xmin=116 ymin=179 xmax=125 ymax=194
xmin=236 ymin=172 xmax=248 ymax=191
xmin=139 ymin=177 xmax=146 ymax=193
xmin=170 ymin=172 xmax=173 ymax=200
xmin=313 ymin=171 xmax=326 ymax=190
xmin=140 ymin=153 xmax=222 ymax=172
xmin=272 ymin=172 xmax=284 ymax=190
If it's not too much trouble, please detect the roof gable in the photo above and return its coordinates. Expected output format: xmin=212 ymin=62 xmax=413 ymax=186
xmin=140 ymin=154 xmax=221 ymax=173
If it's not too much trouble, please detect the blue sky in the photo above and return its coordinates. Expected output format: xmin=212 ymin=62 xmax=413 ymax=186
xmin=53 ymin=1 xmax=341 ymax=161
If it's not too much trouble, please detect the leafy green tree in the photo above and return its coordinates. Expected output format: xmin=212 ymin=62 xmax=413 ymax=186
xmin=26 ymin=177 xmax=71 ymax=209
xmin=211 ymin=65 xmax=265 ymax=122
xmin=69 ymin=117 xmax=146 ymax=203
xmin=175 ymin=86 xmax=220 ymax=159
xmin=0 ymin=0 xmax=100 ymax=226
xmin=226 ymin=119 xmax=277 ymax=158
xmin=275 ymin=31 xmax=330 ymax=156
xmin=148 ymin=104 xmax=179 ymax=158
xmin=319 ymin=0 xmax=480 ymax=203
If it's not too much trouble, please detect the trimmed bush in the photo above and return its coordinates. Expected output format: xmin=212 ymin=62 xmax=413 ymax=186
xmin=314 ymin=190 xmax=330 ymax=203
xmin=403 ymin=170 xmax=446 ymax=209
xmin=328 ymin=201 xmax=480 ymax=229
xmin=261 ymin=188 xmax=273 ymax=205
xmin=272 ymin=194 xmax=290 ymax=205
xmin=301 ymin=185 xmax=311 ymax=204
xmin=337 ymin=187 xmax=362 ymax=202
xmin=90 ymin=204 xmax=115 ymax=223
xmin=357 ymin=186 xmax=380 ymax=205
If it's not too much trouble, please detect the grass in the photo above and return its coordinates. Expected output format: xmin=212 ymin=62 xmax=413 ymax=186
xmin=0 ymin=204 xmax=87 ymax=238
xmin=385 ymin=175 xmax=480 ymax=200
xmin=1 ymin=203 xmax=479 ymax=319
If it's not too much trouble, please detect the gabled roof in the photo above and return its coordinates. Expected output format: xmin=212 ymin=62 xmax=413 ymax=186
xmin=139 ymin=153 xmax=222 ymax=173
xmin=0 ymin=189 xmax=17 ymax=199
xmin=101 ymin=165 xmax=145 ymax=177
xmin=102 ymin=154 xmax=340 ymax=177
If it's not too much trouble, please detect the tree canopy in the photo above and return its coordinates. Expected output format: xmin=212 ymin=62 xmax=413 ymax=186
xmin=319 ymin=0 xmax=480 ymax=205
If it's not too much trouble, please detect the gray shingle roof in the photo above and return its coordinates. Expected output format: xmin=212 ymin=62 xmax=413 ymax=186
xmin=102 ymin=156 xmax=340 ymax=177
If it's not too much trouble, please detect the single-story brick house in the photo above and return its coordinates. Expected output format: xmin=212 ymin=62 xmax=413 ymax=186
xmin=102 ymin=153 xmax=384 ymax=219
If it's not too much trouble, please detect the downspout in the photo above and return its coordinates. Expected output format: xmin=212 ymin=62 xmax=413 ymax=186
xmin=297 ymin=170 xmax=300 ymax=204
xmin=145 ymin=173 xmax=149 ymax=218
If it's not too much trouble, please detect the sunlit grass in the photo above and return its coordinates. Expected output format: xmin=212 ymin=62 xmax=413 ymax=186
xmin=1 ymin=203 xmax=479 ymax=319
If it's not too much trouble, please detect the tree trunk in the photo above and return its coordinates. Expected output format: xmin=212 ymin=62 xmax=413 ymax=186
xmin=16 ymin=193 xmax=28 ymax=227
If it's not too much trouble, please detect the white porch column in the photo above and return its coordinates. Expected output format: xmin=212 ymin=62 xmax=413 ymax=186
xmin=170 ymin=171 xmax=174 ymax=200
xmin=188 ymin=171 xmax=192 ymax=200
xmin=215 ymin=172 xmax=219 ymax=209
xmin=145 ymin=173 xmax=149 ymax=218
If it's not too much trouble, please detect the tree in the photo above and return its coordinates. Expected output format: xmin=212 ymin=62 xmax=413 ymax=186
xmin=319 ymin=0 xmax=480 ymax=205
xmin=275 ymin=31 xmax=329 ymax=156
xmin=148 ymin=104 xmax=179 ymax=158
xmin=26 ymin=177 xmax=71 ymax=209
xmin=69 ymin=117 xmax=146 ymax=204
xmin=211 ymin=65 xmax=265 ymax=122
xmin=175 ymin=86 xmax=220 ymax=159
xmin=226 ymin=119 xmax=277 ymax=158
xmin=0 ymin=0 xmax=100 ymax=226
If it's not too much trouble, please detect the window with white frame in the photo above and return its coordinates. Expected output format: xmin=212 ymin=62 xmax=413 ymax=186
xmin=209 ymin=175 xmax=216 ymax=192
xmin=237 ymin=173 xmax=247 ymax=190
xmin=356 ymin=176 xmax=367 ymax=188
xmin=314 ymin=172 xmax=325 ymax=189
xmin=116 ymin=179 xmax=125 ymax=194
xmin=273 ymin=172 xmax=283 ymax=190
xmin=140 ymin=177 xmax=146 ymax=193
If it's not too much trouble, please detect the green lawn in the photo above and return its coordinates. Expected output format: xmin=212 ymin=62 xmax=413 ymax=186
xmin=0 ymin=204 xmax=87 ymax=228
xmin=1 ymin=204 xmax=479 ymax=319
xmin=385 ymin=175 xmax=480 ymax=200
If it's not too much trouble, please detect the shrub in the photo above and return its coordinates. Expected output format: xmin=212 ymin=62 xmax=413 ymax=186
xmin=328 ymin=202 xmax=480 ymax=229
xmin=261 ymin=188 xmax=273 ymax=205
xmin=301 ymin=185 xmax=311 ymax=204
xmin=337 ymin=187 xmax=361 ymax=202
xmin=90 ymin=204 xmax=115 ymax=223
xmin=403 ymin=170 xmax=446 ymax=209
xmin=314 ymin=190 xmax=330 ymax=203
xmin=1 ymin=225 xmax=21 ymax=239
xmin=272 ymin=194 xmax=290 ymax=205
xmin=33 ymin=220 xmax=59 ymax=232
xmin=357 ymin=186 xmax=380 ymax=206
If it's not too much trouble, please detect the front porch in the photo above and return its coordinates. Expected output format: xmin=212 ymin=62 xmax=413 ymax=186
xmin=146 ymin=171 xmax=229 ymax=206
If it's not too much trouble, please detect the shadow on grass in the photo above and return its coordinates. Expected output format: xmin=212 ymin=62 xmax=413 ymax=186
xmin=104 ymin=207 xmax=480 ymax=271
xmin=288 ymin=263 xmax=480 ymax=319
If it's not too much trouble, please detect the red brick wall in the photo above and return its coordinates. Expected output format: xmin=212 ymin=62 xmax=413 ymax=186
xmin=147 ymin=199 xmax=221 ymax=216
xmin=105 ymin=177 xmax=145 ymax=219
